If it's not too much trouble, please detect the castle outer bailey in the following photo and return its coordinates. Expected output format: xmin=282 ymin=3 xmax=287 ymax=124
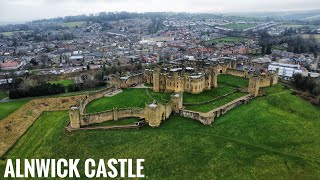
xmin=68 ymin=89 xmax=183 ymax=129
xmin=69 ymin=60 xmax=279 ymax=130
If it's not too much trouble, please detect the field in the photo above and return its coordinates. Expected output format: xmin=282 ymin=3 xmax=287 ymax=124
xmin=186 ymin=92 xmax=248 ymax=112
xmin=222 ymin=23 xmax=257 ymax=30
xmin=209 ymin=37 xmax=249 ymax=44
xmin=0 ymin=31 xmax=13 ymax=36
xmin=86 ymin=88 xmax=171 ymax=113
xmin=49 ymin=79 xmax=75 ymax=86
xmin=59 ymin=21 xmax=86 ymax=28
xmin=1 ymin=84 xmax=320 ymax=178
xmin=0 ymin=90 xmax=8 ymax=100
xmin=0 ymin=100 xmax=29 ymax=120
xmin=183 ymin=74 xmax=248 ymax=104
xmin=301 ymin=34 xmax=320 ymax=41
xmin=184 ymin=74 xmax=249 ymax=112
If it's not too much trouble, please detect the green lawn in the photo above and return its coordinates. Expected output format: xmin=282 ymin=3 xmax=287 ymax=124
xmin=1 ymin=84 xmax=320 ymax=178
xmin=208 ymin=37 xmax=250 ymax=44
xmin=0 ymin=100 xmax=29 ymax=120
xmin=183 ymin=74 xmax=248 ymax=104
xmin=144 ymin=83 xmax=153 ymax=87
xmin=0 ymin=90 xmax=8 ymax=100
xmin=86 ymin=88 xmax=170 ymax=113
xmin=183 ymin=85 xmax=235 ymax=104
xmin=50 ymin=79 xmax=75 ymax=86
xmin=1 ymin=31 xmax=13 ymax=36
xmin=186 ymin=92 xmax=248 ymax=112
xmin=218 ymin=74 xmax=249 ymax=87
xmin=222 ymin=23 xmax=257 ymax=30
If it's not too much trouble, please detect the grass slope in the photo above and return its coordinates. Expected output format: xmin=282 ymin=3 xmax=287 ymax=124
xmin=186 ymin=92 xmax=248 ymax=112
xmin=218 ymin=74 xmax=249 ymax=87
xmin=0 ymin=100 xmax=29 ymax=120
xmin=0 ymin=90 xmax=8 ymax=99
xmin=50 ymin=79 xmax=75 ymax=86
xmin=1 ymin=85 xmax=320 ymax=178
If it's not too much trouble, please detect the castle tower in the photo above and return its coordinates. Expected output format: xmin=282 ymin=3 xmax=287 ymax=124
xmin=171 ymin=92 xmax=183 ymax=113
xmin=69 ymin=107 xmax=81 ymax=129
xmin=231 ymin=61 xmax=237 ymax=69
xmin=211 ymin=67 xmax=218 ymax=88
xmin=244 ymin=69 xmax=249 ymax=78
xmin=144 ymin=101 xmax=166 ymax=127
xmin=153 ymin=67 xmax=160 ymax=92
xmin=270 ymin=69 xmax=279 ymax=86
xmin=248 ymin=76 xmax=260 ymax=97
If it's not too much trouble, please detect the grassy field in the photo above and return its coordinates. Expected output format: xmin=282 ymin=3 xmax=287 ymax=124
xmin=1 ymin=84 xmax=320 ymax=178
xmin=222 ymin=23 xmax=257 ymax=30
xmin=183 ymin=74 xmax=248 ymax=104
xmin=301 ymin=34 xmax=320 ymax=41
xmin=86 ymin=88 xmax=171 ymax=113
xmin=0 ymin=100 xmax=29 ymax=120
xmin=186 ymin=92 xmax=248 ymax=112
xmin=272 ymin=45 xmax=287 ymax=51
xmin=218 ymin=74 xmax=249 ymax=87
xmin=0 ymin=90 xmax=8 ymax=99
xmin=144 ymin=83 xmax=153 ymax=87
xmin=0 ymin=31 xmax=13 ymax=36
xmin=209 ymin=37 xmax=249 ymax=44
xmin=59 ymin=21 xmax=86 ymax=28
xmin=49 ymin=79 xmax=75 ymax=86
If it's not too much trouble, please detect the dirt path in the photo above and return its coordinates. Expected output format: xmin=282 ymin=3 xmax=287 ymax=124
xmin=0 ymin=95 xmax=83 ymax=157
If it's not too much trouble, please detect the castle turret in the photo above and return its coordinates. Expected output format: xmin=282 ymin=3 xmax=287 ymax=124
xmin=171 ymin=92 xmax=183 ymax=113
xmin=153 ymin=67 xmax=160 ymax=92
xmin=211 ymin=67 xmax=218 ymax=88
xmin=69 ymin=106 xmax=81 ymax=129
xmin=248 ymin=76 xmax=260 ymax=97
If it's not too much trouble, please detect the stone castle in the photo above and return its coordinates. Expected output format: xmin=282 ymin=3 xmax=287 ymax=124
xmin=69 ymin=60 xmax=279 ymax=130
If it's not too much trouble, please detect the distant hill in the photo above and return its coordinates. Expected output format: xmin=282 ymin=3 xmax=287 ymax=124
xmin=225 ymin=9 xmax=320 ymax=22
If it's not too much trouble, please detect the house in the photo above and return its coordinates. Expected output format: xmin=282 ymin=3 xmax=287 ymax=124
xmin=0 ymin=60 xmax=24 ymax=70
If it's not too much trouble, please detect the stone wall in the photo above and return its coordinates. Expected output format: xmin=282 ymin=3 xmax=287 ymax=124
xmin=247 ymin=71 xmax=279 ymax=97
xmin=226 ymin=69 xmax=249 ymax=78
xmin=80 ymin=108 xmax=144 ymax=126
xmin=69 ymin=88 xmax=184 ymax=129
xmin=178 ymin=94 xmax=253 ymax=125
xmin=78 ymin=87 xmax=115 ymax=115
xmin=110 ymin=73 xmax=144 ymax=89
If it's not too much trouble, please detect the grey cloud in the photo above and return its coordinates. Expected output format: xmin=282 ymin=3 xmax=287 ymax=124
xmin=0 ymin=0 xmax=319 ymax=22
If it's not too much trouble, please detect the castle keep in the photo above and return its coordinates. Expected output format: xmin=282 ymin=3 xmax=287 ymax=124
xmin=152 ymin=66 xmax=218 ymax=94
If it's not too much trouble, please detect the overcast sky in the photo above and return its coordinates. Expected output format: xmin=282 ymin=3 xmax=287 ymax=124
xmin=0 ymin=0 xmax=319 ymax=22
